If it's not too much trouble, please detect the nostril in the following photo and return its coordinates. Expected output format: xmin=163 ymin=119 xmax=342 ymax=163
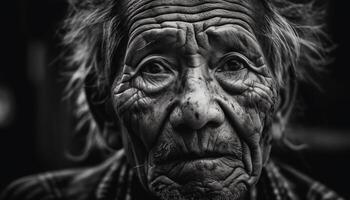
xmin=173 ymin=123 xmax=194 ymax=134
xmin=169 ymin=98 xmax=226 ymax=131
xmin=169 ymin=90 xmax=225 ymax=131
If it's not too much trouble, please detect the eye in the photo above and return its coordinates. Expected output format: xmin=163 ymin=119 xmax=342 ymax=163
xmin=217 ymin=58 xmax=245 ymax=73
xmin=133 ymin=57 xmax=176 ymax=93
xmin=141 ymin=62 xmax=170 ymax=75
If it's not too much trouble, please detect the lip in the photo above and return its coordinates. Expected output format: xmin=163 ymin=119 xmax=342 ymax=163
xmin=158 ymin=152 xmax=238 ymax=165
xmin=150 ymin=153 xmax=244 ymax=185
xmin=181 ymin=156 xmax=225 ymax=167
xmin=156 ymin=155 xmax=243 ymax=182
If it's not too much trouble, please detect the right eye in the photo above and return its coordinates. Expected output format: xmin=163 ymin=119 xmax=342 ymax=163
xmin=141 ymin=61 xmax=170 ymax=75
xmin=133 ymin=57 xmax=176 ymax=94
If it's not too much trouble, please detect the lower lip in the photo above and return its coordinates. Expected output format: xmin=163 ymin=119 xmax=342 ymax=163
xmin=179 ymin=157 xmax=224 ymax=170
xmin=187 ymin=157 xmax=222 ymax=162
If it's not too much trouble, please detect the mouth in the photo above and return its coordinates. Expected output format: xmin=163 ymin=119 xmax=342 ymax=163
xmin=158 ymin=151 xmax=239 ymax=165
xmin=150 ymin=151 xmax=245 ymax=185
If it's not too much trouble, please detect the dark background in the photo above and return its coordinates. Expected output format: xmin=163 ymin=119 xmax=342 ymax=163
xmin=0 ymin=0 xmax=349 ymax=199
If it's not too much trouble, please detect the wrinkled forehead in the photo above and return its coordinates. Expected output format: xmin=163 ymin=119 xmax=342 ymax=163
xmin=122 ymin=0 xmax=265 ymax=40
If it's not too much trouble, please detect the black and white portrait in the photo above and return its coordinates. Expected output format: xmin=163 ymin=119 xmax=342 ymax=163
xmin=0 ymin=0 xmax=349 ymax=200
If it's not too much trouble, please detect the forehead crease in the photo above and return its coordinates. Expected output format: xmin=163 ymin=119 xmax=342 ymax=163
xmin=206 ymin=26 xmax=263 ymax=54
xmin=206 ymin=25 xmax=256 ymax=44
xmin=128 ymin=25 xmax=262 ymax=61
xmin=126 ymin=1 xmax=253 ymax=26
xmin=132 ymin=28 xmax=181 ymax=48
xmin=129 ymin=10 xmax=254 ymax=34
xmin=129 ymin=16 xmax=255 ymax=43
xmin=125 ymin=0 xmax=255 ymax=13
xmin=125 ymin=28 xmax=180 ymax=65
xmin=129 ymin=18 xmax=254 ymax=42
xmin=124 ymin=0 xmax=259 ymax=37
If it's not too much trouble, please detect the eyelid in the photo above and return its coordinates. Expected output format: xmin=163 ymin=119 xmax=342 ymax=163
xmin=132 ymin=55 xmax=177 ymax=94
xmin=135 ymin=55 xmax=175 ymax=75
xmin=216 ymin=52 xmax=256 ymax=72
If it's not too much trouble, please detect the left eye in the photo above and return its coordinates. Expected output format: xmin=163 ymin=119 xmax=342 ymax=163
xmin=217 ymin=59 xmax=245 ymax=72
xmin=141 ymin=62 xmax=169 ymax=75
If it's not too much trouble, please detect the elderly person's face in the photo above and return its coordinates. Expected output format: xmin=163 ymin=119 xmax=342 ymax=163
xmin=112 ymin=0 xmax=280 ymax=199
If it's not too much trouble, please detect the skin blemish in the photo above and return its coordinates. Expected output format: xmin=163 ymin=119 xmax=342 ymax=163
xmin=116 ymin=1 xmax=284 ymax=199
xmin=195 ymin=112 xmax=199 ymax=119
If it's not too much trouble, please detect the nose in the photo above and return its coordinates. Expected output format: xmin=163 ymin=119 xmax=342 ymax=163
xmin=170 ymin=68 xmax=224 ymax=130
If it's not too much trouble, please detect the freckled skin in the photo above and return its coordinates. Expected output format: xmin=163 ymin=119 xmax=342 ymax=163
xmin=112 ymin=0 xmax=279 ymax=199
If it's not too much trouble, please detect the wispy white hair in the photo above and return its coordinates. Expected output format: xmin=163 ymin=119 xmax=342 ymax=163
xmin=61 ymin=0 xmax=331 ymax=159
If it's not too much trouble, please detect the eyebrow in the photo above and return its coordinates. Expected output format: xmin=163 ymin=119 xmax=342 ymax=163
xmin=204 ymin=26 xmax=263 ymax=60
xmin=125 ymin=26 xmax=263 ymax=67
xmin=125 ymin=28 xmax=181 ymax=66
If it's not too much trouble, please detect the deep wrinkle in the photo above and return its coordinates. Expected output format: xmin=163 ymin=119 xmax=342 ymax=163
xmin=112 ymin=0 xmax=279 ymax=199
xmin=0 ymin=1 xmax=340 ymax=200
xmin=125 ymin=26 xmax=265 ymax=70
xmin=124 ymin=0 xmax=257 ymax=31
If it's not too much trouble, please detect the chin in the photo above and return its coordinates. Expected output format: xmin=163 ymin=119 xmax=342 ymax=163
xmin=147 ymin=156 xmax=250 ymax=200
xmin=154 ymin=181 xmax=247 ymax=200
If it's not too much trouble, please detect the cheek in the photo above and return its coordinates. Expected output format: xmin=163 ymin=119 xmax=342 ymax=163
xmin=221 ymin=74 xmax=278 ymax=132
xmin=113 ymin=81 xmax=176 ymax=150
xmin=241 ymin=78 xmax=278 ymax=126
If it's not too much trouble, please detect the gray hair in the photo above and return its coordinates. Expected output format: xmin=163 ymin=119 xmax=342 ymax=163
xmin=61 ymin=0 xmax=331 ymax=159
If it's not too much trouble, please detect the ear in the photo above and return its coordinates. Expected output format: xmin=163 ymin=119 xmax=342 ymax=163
xmin=271 ymin=75 xmax=298 ymax=141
